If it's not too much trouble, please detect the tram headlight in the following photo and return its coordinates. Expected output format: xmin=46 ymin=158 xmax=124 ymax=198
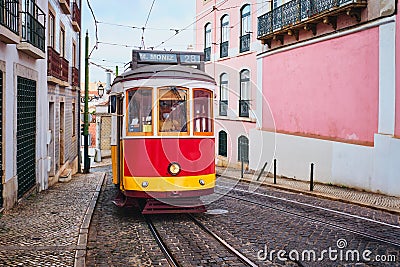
xmin=168 ymin=162 xmax=181 ymax=176
xmin=199 ymin=179 xmax=205 ymax=186
xmin=142 ymin=181 xmax=149 ymax=188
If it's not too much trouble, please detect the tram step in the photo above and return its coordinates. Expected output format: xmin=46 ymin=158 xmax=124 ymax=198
xmin=142 ymin=198 xmax=206 ymax=214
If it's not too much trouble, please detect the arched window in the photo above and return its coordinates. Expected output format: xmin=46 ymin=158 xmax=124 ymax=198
xmin=204 ymin=23 xmax=212 ymax=61
xmin=220 ymin=15 xmax=229 ymax=58
xmin=239 ymin=69 xmax=250 ymax=117
xmin=240 ymin=4 xmax=251 ymax=52
xmin=219 ymin=73 xmax=228 ymax=116
xmin=218 ymin=131 xmax=227 ymax=157
xmin=238 ymin=135 xmax=249 ymax=163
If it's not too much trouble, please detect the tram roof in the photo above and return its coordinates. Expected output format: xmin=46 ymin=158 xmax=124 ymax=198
xmin=112 ymin=64 xmax=216 ymax=86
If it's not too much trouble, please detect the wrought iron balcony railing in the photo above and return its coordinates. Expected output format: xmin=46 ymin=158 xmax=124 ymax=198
xmin=204 ymin=47 xmax=211 ymax=62
xmin=0 ymin=0 xmax=19 ymax=34
xmin=219 ymin=100 xmax=228 ymax=116
xmin=258 ymin=0 xmax=367 ymax=40
xmin=21 ymin=0 xmax=45 ymax=51
xmin=239 ymin=34 xmax=250 ymax=53
xmin=47 ymin=46 xmax=61 ymax=79
xmin=220 ymin=41 xmax=228 ymax=58
xmin=239 ymin=100 xmax=250 ymax=118
xmin=60 ymin=57 xmax=69 ymax=82
xmin=72 ymin=67 xmax=79 ymax=87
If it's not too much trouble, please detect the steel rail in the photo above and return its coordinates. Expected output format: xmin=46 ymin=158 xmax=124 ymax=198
xmin=216 ymin=183 xmax=400 ymax=229
xmin=215 ymin=186 xmax=400 ymax=248
xmin=144 ymin=215 xmax=181 ymax=267
xmin=188 ymin=214 xmax=259 ymax=267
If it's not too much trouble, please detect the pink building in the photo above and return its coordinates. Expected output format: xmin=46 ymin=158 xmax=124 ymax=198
xmin=195 ymin=0 xmax=264 ymax=168
xmin=253 ymin=0 xmax=399 ymax=196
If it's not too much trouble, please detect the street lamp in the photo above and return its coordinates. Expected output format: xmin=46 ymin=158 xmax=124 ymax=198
xmin=80 ymin=83 xmax=105 ymax=103
xmin=97 ymin=83 xmax=104 ymax=98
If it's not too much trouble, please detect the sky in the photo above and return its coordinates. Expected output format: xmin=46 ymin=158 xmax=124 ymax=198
xmin=81 ymin=0 xmax=196 ymax=83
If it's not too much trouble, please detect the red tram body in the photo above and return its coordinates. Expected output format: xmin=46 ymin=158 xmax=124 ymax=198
xmin=110 ymin=50 xmax=216 ymax=213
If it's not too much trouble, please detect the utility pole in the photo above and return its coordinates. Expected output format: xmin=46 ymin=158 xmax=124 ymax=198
xmin=83 ymin=31 xmax=90 ymax=173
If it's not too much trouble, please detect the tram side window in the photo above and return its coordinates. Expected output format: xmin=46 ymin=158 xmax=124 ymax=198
xmin=159 ymin=87 xmax=188 ymax=133
xmin=193 ymin=89 xmax=213 ymax=134
xmin=127 ymin=88 xmax=153 ymax=134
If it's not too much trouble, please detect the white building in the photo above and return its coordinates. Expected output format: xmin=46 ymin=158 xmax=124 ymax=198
xmin=0 ymin=0 xmax=81 ymax=210
xmin=0 ymin=0 xmax=47 ymax=209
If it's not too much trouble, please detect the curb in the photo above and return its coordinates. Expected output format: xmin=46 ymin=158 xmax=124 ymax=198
xmin=219 ymin=174 xmax=400 ymax=216
xmin=74 ymin=172 xmax=106 ymax=267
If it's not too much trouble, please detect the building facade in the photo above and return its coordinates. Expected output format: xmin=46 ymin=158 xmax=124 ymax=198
xmin=253 ymin=0 xmax=400 ymax=196
xmin=47 ymin=0 xmax=81 ymax=185
xmin=0 ymin=0 xmax=47 ymax=209
xmin=196 ymin=0 xmax=264 ymax=168
xmin=0 ymin=0 xmax=81 ymax=210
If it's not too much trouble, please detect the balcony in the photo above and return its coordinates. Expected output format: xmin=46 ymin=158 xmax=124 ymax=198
xmin=204 ymin=47 xmax=211 ymax=62
xmin=257 ymin=0 xmax=367 ymax=47
xmin=239 ymin=100 xmax=250 ymax=118
xmin=60 ymin=57 xmax=69 ymax=82
xmin=219 ymin=100 xmax=228 ymax=116
xmin=220 ymin=41 xmax=228 ymax=58
xmin=239 ymin=34 xmax=250 ymax=53
xmin=48 ymin=46 xmax=61 ymax=79
xmin=0 ymin=0 xmax=19 ymax=44
xmin=17 ymin=1 xmax=45 ymax=59
xmin=72 ymin=67 xmax=79 ymax=87
xmin=59 ymin=0 xmax=71 ymax=15
xmin=72 ymin=2 xmax=81 ymax=32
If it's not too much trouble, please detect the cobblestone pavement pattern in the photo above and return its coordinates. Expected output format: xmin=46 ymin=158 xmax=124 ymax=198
xmin=199 ymin=190 xmax=400 ymax=266
xmin=85 ymin=166 xmax=169 ymax=266
xmin=0 ymin=172 xmax=104 ymax=266
xmin=217 ymin=167 xmax=400 ymax=214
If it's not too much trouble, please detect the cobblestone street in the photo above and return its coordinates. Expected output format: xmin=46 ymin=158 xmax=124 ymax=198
xmin=86 ymin=165 xmax=400 ymax=267
xmin=0 ymin=173 xmax=104 ymax=266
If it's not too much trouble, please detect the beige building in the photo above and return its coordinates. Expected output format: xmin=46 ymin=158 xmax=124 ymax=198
xmin=47 ymin=0 xmax=81 ymax=185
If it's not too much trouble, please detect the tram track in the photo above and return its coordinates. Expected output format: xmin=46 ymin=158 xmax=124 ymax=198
xmin=144 ymin=215 xmax=181 ymax=267
xmin=188 ymin=214 xmax=259 ymax=267
xmin=144 ymin=213 xmax=260 ymax=266
xmin=216 ymin=185 xmax=400 ymax=248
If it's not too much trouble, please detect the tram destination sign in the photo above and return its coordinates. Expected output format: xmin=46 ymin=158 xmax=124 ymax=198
xmin=132 ymin=50 xmax=204 ymax=70
xmin=138 ymin=52 xmax=178 ymax=63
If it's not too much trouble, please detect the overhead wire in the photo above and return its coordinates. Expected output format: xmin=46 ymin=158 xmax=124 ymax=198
xmin=86 ymin=0 xmax=99 ymax=57
xmin=141 ymin=0 xmax=156 ymax=49
xmin=153 ymin=0 xmax=230 ymax=49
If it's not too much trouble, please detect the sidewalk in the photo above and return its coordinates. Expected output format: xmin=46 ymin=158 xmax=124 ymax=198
xmin=217 ymin=166 xmax=400 ymax=215
xmin=0 ymin=171 xmax=105 ymax=267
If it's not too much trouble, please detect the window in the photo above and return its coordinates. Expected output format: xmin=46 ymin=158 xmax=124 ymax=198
xmin=220 ymin=15 xmax=229 ymax=58
xmin=239 ymin=69 xmax=250 ymax=117
xmin=204 ymin=23 xmax=212 ymax=61
xmin=193 ymin=89 xmax=213 ymax=135
xmin=72 ymin=42 xmax=76 ymax=67
xmin=60 ymin=27 xmax=65 ymax=57
xmin=218 ymin=131 xmax=227 ymax=157
xmin=72 ymin=102 xmax=76 ymax=136
xmin=127 ymin=88 xmax=153 ymax=135
xmin=273 ymin=0 xmax=282 ymax=8
xmin=219 ymin=73 xmax=228 ymax=116
xmin=238 ymin=135 xmax=249 ymax=163
xmin=48 ymin=12 xmax=55 ymax=47
xmin=240 ymin=4 xmax=251 ymax=52
xmin=158 ymin=87 xmax=188 ymax=134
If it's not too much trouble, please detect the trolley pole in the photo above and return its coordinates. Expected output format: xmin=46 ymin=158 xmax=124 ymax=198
xmin=83 ymin=31 xmax=90 ymax=173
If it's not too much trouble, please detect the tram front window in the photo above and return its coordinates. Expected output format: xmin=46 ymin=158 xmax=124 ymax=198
xmin=194 ymin=89 xmax=213 ymax=134
xmin=127 ymin=88 xmax=153 ymax=134
xmin=159 ymin=87 xmax=188 ymax=133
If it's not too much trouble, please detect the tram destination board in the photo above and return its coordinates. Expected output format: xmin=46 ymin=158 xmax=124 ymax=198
xmin=131 ymin=50 xmax=204 ymax=70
